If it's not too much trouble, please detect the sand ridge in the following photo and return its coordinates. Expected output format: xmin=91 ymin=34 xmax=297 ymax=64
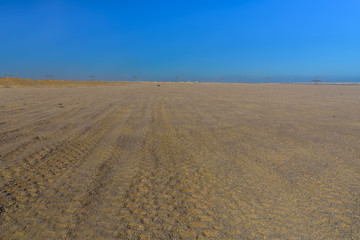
xmin=0 ymin=77 xmax=127 ymax=88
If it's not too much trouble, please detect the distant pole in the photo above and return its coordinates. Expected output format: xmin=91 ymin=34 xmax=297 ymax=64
xmin=132 ymin=76 xmax=136 ymax=81
xmin=176 ymin=76 xmax=179 ymax=82
xmin=89 ymin=75 xmax=95 ymax=81
xmin=266 ymin=76 xmax=270 ymax=84
xmin=220 ymin=76 xmax=223 ymax=82
xmin=312 ymin=77 xmax=321 ymax=85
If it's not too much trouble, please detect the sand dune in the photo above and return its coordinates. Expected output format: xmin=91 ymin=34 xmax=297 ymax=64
xmin=0 ymin=77 xmax=126 ymax=88
xmin=0 ymin=82 xmax=359 ymax=239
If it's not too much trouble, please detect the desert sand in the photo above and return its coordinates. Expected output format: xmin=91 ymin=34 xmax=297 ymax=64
xmin=0 ymin=80 xmax=359 ymax=239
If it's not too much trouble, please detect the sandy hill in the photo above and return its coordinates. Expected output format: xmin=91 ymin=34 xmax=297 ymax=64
xmin=0 ymin=77 xmax=127 ymax=88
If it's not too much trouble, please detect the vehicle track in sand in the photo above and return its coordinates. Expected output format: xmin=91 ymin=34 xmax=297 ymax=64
xmin=116 ymin=100 xmax=224 ymax=239
xmin=0 ymin=83 xmax=359 ymax=239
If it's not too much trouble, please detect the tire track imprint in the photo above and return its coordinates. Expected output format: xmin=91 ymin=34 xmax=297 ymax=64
xmin=0 ymin=100 xmax=117 ymax=167
xmin=68 ymin=97 xmax=154 ymax=239
xmin=117 ymin=99 xmax=224 ymax=239
xmin=0 ymin=102 xmax=130 ymax=238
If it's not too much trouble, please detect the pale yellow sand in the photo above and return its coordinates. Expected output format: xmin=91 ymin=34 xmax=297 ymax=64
xmin=0 ymin=81 xmax=359 ymax=239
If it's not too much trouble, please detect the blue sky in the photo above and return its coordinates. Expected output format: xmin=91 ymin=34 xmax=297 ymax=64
xmin=1 ymin=0 xmax=359 ymax=82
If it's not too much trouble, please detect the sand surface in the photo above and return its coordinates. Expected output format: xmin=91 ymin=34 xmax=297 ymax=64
xmin=0 ymin=82 xmax=359 ymax=239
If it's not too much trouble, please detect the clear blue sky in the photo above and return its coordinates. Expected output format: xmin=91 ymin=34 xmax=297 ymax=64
xmin=1 ymin=0 xmax=359 ymax=82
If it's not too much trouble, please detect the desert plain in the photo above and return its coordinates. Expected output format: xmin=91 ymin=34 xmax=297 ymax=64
xmin=0 ymin=79 xmax=359 ymax=239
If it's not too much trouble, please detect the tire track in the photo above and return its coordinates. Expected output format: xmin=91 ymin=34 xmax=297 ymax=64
xmin=0 ymin=96 xmax=123 ymax=173
xmin=0 ymin=101 xmax=117 ymax=167
xmin=68 ymin=97 xmax=154 ymax=239
xmin=117 ymin=99 xmax=224 ymax=239
xmin=0 ymin=102 xmax=137 ymax=239
xmin=0 ymin=104 xmax=127 ymax=234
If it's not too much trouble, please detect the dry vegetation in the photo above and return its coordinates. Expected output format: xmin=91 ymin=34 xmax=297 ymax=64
xmin=0 ymin=77 xmax=126 ymax=88
xmin=0 ymin=81 xmax=359 ymax=239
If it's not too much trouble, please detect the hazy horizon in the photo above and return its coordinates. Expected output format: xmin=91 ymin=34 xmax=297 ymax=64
xmin=1 ymin=75 xmax=359 ymax=84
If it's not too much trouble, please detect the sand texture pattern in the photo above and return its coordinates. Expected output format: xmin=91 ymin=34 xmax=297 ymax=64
xmin=0 ymin=83 xmax=359 ymax=239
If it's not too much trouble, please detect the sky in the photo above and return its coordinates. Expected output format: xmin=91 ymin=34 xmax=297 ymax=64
xmin=1 ymin=0 xmax=360 ymax=82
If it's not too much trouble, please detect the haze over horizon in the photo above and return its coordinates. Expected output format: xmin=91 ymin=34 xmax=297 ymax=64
xmin=1 ymin=0 xmax=359 ymax=82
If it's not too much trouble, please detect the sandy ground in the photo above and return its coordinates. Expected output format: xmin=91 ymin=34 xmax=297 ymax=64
xmin=0 ymin=82 xmax=359 ymax=239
